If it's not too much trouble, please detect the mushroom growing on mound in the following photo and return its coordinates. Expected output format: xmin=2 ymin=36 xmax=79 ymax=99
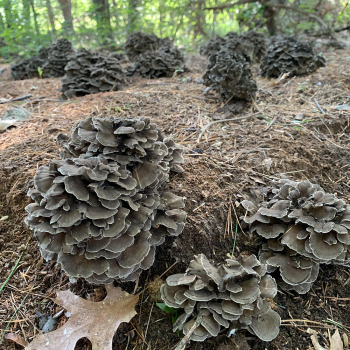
xmin=124 ymin=31 xmax=172 ymax=62
xmin=241 ymin=179 xmax=350 ymax=293
xmin=160 ymin=254 xmax=280 ymax=342
xmin=239 ymin=31 xmax=268 ymax=61
xmin=202 ymin=50 xmax=258 ymax=102
xmin=42 ymin=38 xmax=75 ymax=78
xmin=126 ymin=44 xmax=185 ymax=78
xmin=60 ymin=48 xmax=126 ymax=99
xmin=25 ymin=116 xmax=186 ymax=284
xmin=10 ymin=48 xmax=49 ymax=80
xmin=260 ymin=36 xmax=326 ymax=77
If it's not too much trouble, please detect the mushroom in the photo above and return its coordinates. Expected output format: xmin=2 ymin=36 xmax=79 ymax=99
xmin=202 ymin=50 xmax=258 ymax=102
xmin=160 ymin=253 xmax=280 ymax=343
xmin=242 ymin=178 xmax=350 ymax=293
xmin=25 ymin=116 xmax=186 ymax=284
xmin=260 ymin=35 xmax=326 ymax=77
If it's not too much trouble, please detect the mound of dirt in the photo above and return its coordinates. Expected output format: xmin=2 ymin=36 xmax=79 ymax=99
xmin=199 ymin=35 xmax=226 ymax=56
xmin=203 ymin=50 xmax=257 ymax=102
xmin=126 ymin=44 xmax=185 ymax=78
xmin=42 ymin=38 xmax=75 ymax=78
xmin=260 ymin=36 xmax=326 ymax=77
xmin=60 ymin=48 xmax=126 ymax=99
xmin=10 ymin=48 xmax=49 ymax=80
xmin=124 ymin=31 xmax=172 ymax=62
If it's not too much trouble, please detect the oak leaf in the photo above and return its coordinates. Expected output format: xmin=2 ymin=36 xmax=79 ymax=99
xmin=26 ymin=284 xmax=139 ymax=350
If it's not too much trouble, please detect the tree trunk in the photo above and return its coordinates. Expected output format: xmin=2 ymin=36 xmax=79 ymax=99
xmin=93 ymin=0 xmax=113 ymax=41
xmin=46 ymin=0 xmax=57 ymax=35
xmin=22 ymin=0 xmax=31 ymax=22
xmin=57 ymin=0 xmax=74 ymax=33
xmin=127 ymin=0 xmax=138 ymax=34
xmin=192 ymin=0 xmax=208 ymax=39
xmin=28 ymin=0 xmax=40 ymax=36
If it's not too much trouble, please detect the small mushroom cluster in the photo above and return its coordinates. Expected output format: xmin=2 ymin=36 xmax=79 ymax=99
xmin=60 ymin=48 xmax=126 ymax=100
xmin=126 ymin=44 xmax=185 ymax=78
xmin=202 ymin=50 xmax=258 ymax=102
xmin=160 ymin=254 xmax=280 ymax=342
xmin=42 ymin=38 xmax=75 ymax=78
xmin=260 ymin=36 xmax=326 ymax=77
xmin=241 ymin=179 xmax=350 ymax=293
xmin=200 ymin=30 xmax=268 ymax=62
xmin=124 ymin=31 xmax=172 ymax=62
xmin=10 ymin=47 xmax=49 ymax=80
xmin=25 ymin=116 xmax=186 ymax=284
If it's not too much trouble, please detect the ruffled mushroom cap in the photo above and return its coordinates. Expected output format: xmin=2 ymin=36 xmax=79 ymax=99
xmin=260 ymin=36 xmax=326 ymax=77
xmin=25 ymin=116 xmax=186 ymax=284
xmin=239 ymin=31 xmax=268 ymax=61
xmin=42 ymin=39 xmax=75 ymax=78
xmin=202 ymin=50 xmax=258 ymax=102
xmin=242 ymin=179 xmax=350 ymax=293
xmin=11 ymin=48 xmax=49 ymax=80
xmin=124 ymin=31 xmax=171 ymax=62
xmin=61 ymin=48 xmax=126 ymax=99
xmin=199 ymin=35 xmax=226 ymax=56
xmin=160 ymin=254 xmax=280 ymax=342
xmin=126 ymin=44 xmax=185 ymax=79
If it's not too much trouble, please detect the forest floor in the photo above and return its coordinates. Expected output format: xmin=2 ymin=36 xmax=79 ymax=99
xmin=0 ymin=49 xmax=350 ymax=350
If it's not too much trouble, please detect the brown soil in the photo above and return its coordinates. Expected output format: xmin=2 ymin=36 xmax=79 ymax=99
xmin=1 ymin=49 xmax=350 ymax=350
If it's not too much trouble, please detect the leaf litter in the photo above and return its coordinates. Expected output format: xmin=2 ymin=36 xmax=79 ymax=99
xmin=26 ymin=285 xmax=138 ymax=350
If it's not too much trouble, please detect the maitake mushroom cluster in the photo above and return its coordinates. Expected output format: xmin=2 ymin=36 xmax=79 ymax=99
xmin=203 ymin=50 xmax=258 ymax=102
xmin=241 ymin=179 xmax=350 ymax=293
xmin=260 ymin=36 xmax=326 ymax=77
xmin=200 ymin=30 xmax=268 ymax=62
xmin=11 ymin=47 xmax=49 ymax=80
xmin=161 ymin=254 xmax=280 ymax=342
xmin=126 ymin=44 xmax=185 ymax=78
xmin=60 ymin=48 xmax=126 ymax=99
xmin=42 ymin=38 xmax=75 ymax=78
xmin=124 ymin=31 xmax=172 ymax=62
xmin=25 ymin=116 xmax=186 ymax=284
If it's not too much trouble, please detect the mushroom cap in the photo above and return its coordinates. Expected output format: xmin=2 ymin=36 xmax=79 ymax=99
xmin=250 ymin=309 xmax=281 ymax=341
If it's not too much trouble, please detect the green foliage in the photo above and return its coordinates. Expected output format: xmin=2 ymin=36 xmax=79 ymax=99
xmin=156 ymin=302 xmax=180 ymax=334
xmin=37 ymin=66 xmax=43 ymax=78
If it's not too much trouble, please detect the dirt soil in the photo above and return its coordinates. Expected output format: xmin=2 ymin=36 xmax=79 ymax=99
xmin=0 ymin=50 xmax=350 ymax=350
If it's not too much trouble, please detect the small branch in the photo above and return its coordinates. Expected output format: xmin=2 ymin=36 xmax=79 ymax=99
xmin=174 ymin=313 xmax=203 ymax=350
xmin=204 ymin=0 xmax=256 ymax=10
xmin=0 ymin=94 xmax=32 ymax=104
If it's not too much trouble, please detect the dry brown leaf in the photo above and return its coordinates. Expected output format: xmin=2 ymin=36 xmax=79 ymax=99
xmin=5 ymin=333 xmax=28 ymax=347
xmin=26 ymin=284 xmax=139 ymax=350
xmin=330 ymin=329 xmax=344 ymax=350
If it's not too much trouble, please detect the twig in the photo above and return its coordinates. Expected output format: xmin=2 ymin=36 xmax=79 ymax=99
xmin=0 ymin=95 xmax=33 ymax=104
xmin=197 ymin=115 xmax=253 ymax=143
xmin=314 ymin=98 xmax=325 ymax=114
xmin=174 ymin=312 xmax=203 ymax=350
xmin=130 ymin=322 xmax=149 ymax=348
xmin=142 ymin=302 xmax=154 ymax=349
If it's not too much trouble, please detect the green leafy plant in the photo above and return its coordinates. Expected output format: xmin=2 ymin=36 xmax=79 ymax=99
xmin=38 ymin=67 xmax=43 ymax=79
xmin=156 ymin=303 xmax=180 ymax=335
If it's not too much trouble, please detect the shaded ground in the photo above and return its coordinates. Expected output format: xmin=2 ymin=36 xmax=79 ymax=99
xmin=0 ymin=50 xmax=350 ymax=350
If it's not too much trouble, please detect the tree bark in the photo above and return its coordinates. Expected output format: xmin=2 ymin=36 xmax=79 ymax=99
xmin=46 ymin=0 xmax=57 ymax=35
xmin=58 ymin=0 xmax=74 ymax=33
xmin=127 ymin=0 xmax=138 ymax=34
xmin=192 ymin=0 xmax=208 ymax=39
xmin=92 ymin=0 xmax=113 ymax=42
xmin=28 ymin=0 xmax=40 ymax=35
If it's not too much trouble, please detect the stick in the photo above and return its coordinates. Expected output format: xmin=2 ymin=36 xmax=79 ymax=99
xmin=0 ymin=95 xmax=32 ymax=104
xmin=174 ymin=313 xmax=203 ymax=350
xmin=314 ymin=98 xmax=325 ymax=114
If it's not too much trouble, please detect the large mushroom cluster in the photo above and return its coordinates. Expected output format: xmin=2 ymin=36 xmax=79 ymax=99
xmin=200 ymin=30 xmax=268 ymax=62
xmin=25 ymin=116 xmax=186 ymax=284
xmin=126 ymin=44 xmax=185 ymax=78
xmin=42 ymin=38 xmax=75 ymax=78
xmin=202 ymin=50 xmax=258 ymax=102
xmin=160 ymin=254 xmax=280 ymax=342
xmin=60 ymin=48 xmax=126 ymax=99
xmin=260 ymin=36 xmax=326 ymax=77
xmin=124 ymin=31 xmax=172 ymax=62
xmin=10 ymin=47 xmax=49 ymax=80
xmin=241 ymin=179 xmax=350 ymax=293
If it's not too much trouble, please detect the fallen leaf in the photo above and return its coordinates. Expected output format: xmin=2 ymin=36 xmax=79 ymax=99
xmin=330 ymin=329 xmax=343 ymax=350
xmin=4 ymin=333 xmax=27 ymax=347
xmin=310 ymin=334 xmax=327 ymax=350
xmin=334 ymin=104 xmax=350 ymax=111
xmin=26 ymin=285 xmax=139 ymax=350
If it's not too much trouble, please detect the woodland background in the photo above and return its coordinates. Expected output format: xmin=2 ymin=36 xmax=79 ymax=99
xmin=0 ymin=0 xmax=349 ymax=60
